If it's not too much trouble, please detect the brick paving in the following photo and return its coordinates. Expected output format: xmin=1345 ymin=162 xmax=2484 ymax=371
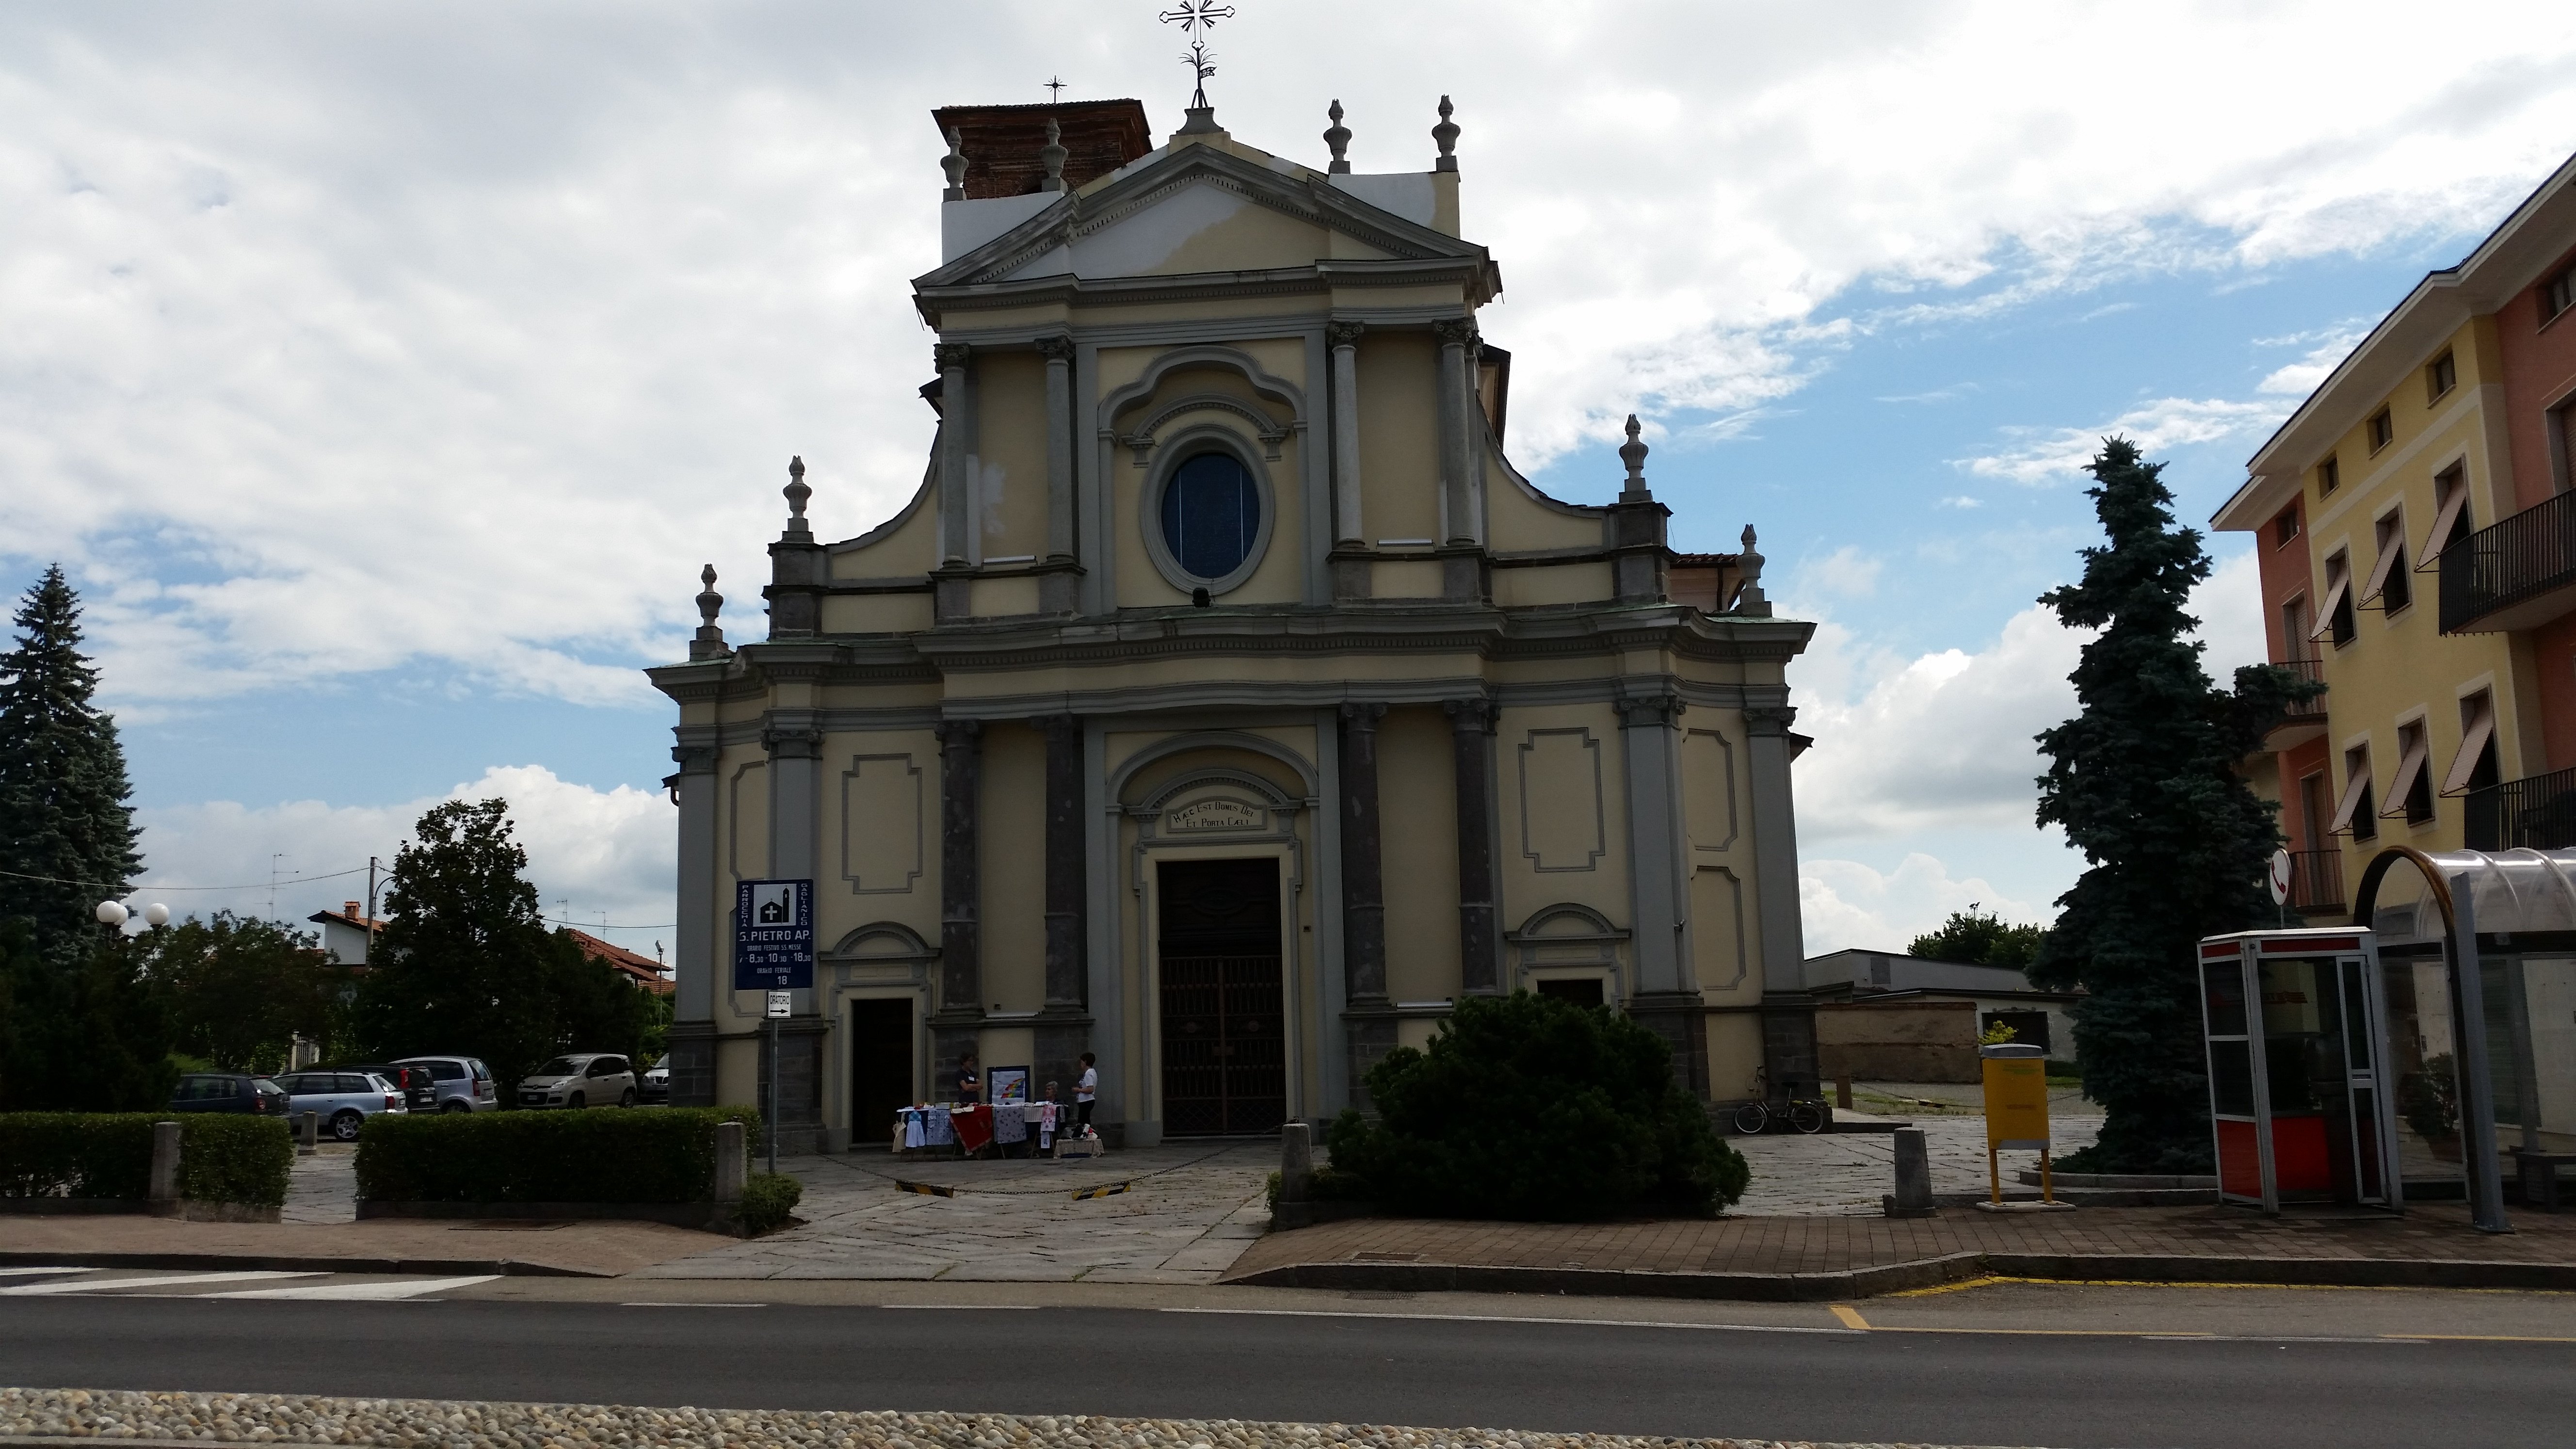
xmin=1224 ymin=1201 xmax=2576 ymax=1284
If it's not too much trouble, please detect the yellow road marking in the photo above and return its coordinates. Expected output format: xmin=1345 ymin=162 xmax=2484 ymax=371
xmin=1829 ymin=1304 xmax=1871 ymax=1330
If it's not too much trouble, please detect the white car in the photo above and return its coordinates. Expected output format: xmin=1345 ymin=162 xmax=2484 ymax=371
xmin=517 ymin=1053 xmax=638 ymax=1110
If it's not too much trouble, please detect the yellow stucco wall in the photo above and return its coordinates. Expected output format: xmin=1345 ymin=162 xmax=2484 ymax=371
xmin=1378 ymin=706 xmax=1463 ymax=1003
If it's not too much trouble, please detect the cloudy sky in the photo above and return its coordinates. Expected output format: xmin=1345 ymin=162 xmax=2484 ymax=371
xmin=7 ymin=1 xmax=2576 ymax=958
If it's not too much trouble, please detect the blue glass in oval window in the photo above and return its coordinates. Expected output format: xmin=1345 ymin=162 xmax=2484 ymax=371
xmin=1161 ymin=452 xmax=1259 ymax=580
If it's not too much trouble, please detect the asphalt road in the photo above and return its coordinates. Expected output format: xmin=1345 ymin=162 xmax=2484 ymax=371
xmin=3 ymin=1292 xmax=2572 ymax=1449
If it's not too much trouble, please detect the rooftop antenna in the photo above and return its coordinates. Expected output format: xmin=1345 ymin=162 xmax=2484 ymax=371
xmin=1159 ymin=1 xmax=1235 ymax=111
xmin=1044 ymin=76 xmax=1068 ymax=101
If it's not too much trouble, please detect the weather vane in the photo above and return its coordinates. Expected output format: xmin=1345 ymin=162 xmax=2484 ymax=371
xmin=1158 ymin=1 xmax=1235 ymax=110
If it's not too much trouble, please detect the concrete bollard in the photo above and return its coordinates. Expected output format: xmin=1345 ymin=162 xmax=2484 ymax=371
xmin=298 ymin=1111 xmax=319 ymax=1156
xmin=714 ymin=1120 xmax=747 ymax=1204
xmin=1835 ymin=1075 xmax=1853 ymax=1110
xmin=1278 ymin=1122 xmax=1313 ymax=1204
xmin=148 ymin=1121 xmax=182 ymax=1214
xmin=1883 ymin=1126 xmax=1936 ymax=1217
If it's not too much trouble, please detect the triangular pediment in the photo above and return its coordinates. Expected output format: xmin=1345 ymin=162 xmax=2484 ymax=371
xmin=916 ymin=142 xmax=1485 ymax=292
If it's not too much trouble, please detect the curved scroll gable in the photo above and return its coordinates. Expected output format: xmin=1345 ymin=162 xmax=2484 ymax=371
xmin=1097 ymin=344 xmax=1307 ymax=435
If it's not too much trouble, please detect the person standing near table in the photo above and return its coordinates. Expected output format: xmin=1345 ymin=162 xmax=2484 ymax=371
xmin=954 ymin=1052 xmax=981 ymax=1106
xmin=1075 ymin=1053 xmax=1097 ymax=1138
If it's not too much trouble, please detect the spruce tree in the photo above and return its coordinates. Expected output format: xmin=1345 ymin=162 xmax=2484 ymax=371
xmin=2029 ymin=438 xmax=2317 ymax=1173
xmin=0 ymin=566 xmax=143 ymax=963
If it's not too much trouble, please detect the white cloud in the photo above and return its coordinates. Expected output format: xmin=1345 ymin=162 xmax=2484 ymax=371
xmin=3 ymin=1 xmax=2574 ymax=707
xmin=2257 ymin=324 xmax=2373 ymax=396
xmin=1801 ymin=853 xmax=2052 ymax=957
xmin=1955 ymin=397 xmax=2290 ymax=485
xmin=1795 ymin=545 xmax=1883 ymax=598
xmin=131 ymin=765 xmax=673 ymax=950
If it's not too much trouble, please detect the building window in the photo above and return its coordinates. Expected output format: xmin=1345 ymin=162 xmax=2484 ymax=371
xmin=2553 ymin=401 xmax=2576 ymax=494
xmin=2282 ymin=595 xmax=2313 ymax=660
xmin=1158 ymin=449 xmax=1262 ymax=583
xmin=2427 ymin=350 xmax=2456 ymax=402
xmin=2385 ymin=720 xmax=2434 ymax=825
xmin=2333 ymin=744 xmax=2376 ymax=841
xmin=2273 ymin=504 xmax=2301 ymax=547
xmin=2367 ymin=408 xmax=2394 ymax=453
xmin=2423 ymin=464 xmax=2471 ymax=560
xmin=2315 ymin=551 xmax=2356 ymax=648
xmin=2318 ymin=454 xmax=2340 ymax=495
xmin=2546 ymin=265 xmax=2576 ymax=324
xmin=2442 ymin=692 xmax=2499 ymax=797
xmin=2366 ymin=510 xmax=2410 ymax=615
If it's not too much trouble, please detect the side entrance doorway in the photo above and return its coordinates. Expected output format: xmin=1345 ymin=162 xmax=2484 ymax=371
xmin=848 ymin=998 xmax=913 ymax=1145
xmin=1158 ymin=856 xmax=1287 ymax=1136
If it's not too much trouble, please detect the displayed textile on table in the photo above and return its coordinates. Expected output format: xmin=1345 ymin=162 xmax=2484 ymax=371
xmin=951 ymin=1103 xmax=995 ymax=1154
xmin=899 ymin=1109 xmax=926 ymax=1149
xmin=899 ymin=1106 xmax=956 ymax=1147
xmin=994 ymin=1102 xmax=1027 ymax=1144
xmin=1033 ymin=1101 xmax=1057 ymax=1149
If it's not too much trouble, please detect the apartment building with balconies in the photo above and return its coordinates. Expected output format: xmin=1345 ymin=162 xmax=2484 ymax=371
xmin=2215 ymin=149 xmax=2576 ymax=921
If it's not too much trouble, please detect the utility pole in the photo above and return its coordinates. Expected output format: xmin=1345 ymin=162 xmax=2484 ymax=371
xmin=268 ymin=853 xmax=288 ymax=922
xmin=363 ymin=855 xmax=381 ymax=965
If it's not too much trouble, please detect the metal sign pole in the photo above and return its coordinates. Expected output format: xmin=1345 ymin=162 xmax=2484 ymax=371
xmin=768 ymin=1011 xmax=780 ymax=1176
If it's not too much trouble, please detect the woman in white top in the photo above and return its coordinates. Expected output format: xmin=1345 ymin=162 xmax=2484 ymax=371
xmin=1076 ymin=1053 xmax=1097 ymax=1139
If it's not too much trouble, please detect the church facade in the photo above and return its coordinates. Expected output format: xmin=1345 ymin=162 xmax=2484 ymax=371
xmin=649 ymin=94 xmax=1820 ymax=1149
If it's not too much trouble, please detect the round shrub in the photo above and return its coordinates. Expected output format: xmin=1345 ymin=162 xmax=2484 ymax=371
xmin=738 ymin=1172 xmax=803 ymax=1235
xmin=1325 ymin=991 xmax=1749 ymax=1220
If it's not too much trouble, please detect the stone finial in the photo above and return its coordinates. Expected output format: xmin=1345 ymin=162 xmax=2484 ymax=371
xmin=1432 ymin=95 xmax=1459 ymax=173
xmin=691 ymin=564 xmax=729 ymax=660
xmin=784 ymin=455 xmax=811 ymax=537
xmin=1734 ymin=524 xmax=1771 ymax=615
xmin=1038 ymin=117 xmax=1068 ymax=193
xmin=1618 ymin=414 xmax=1650 ymax=499
xmin=941 ymin=127 xmax=968 ymax=201
xmin=1324 ymin=99 xmax=1352 ymax=174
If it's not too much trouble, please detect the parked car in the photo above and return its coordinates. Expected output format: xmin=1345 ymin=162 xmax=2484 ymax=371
xmin=167 ymin=1072 xmax=290 ymax=1116
xmin=274 ymin=1070 xmax=407 ymax=1141
xmin=517 ymin=1053 xmax=637 ymax=1110
xmin=322 ymin=1061 xmax=437 ymax=1112
xmin=639 ymin=1060 xmax=669 ymax=1104
xmin=391 ymin=1055 xmax=499 ymax=1112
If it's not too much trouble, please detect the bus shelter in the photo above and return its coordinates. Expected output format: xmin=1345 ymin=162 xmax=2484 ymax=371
xmin=2351 ymin=847 xmax=2576 ymax=1232
xmin=2194 ymin=927 xmax=2403 ymax=1215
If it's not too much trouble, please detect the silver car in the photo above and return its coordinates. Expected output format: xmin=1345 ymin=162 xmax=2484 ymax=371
xmin=517 ymin=1053 xmax=637 ymax=1110
xmin=392 ymin=1055 xmax=499 ymax=1113
xmin=275 ymin=1070 xmax=408 ymax=1141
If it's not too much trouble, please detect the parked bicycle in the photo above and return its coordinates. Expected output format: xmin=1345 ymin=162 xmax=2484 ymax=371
xmin=1731 ymin=1068 xmax=1826 ymax=1134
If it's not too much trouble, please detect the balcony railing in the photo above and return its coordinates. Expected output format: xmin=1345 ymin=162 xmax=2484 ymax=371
xmin=2275 ymin=656 xmax=2326 ymax=718
xmin=2287 ymin=848 xmax=2344 ymax=913
xmin=2440 ymin=488 xmax=2576 ymax=634
xmin=2463 ymin=765 xmax=2576 ymax=852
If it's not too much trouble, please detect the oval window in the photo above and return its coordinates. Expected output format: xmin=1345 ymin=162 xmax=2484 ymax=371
xmin=1160 ymin=451 xmax=1260 ymax=582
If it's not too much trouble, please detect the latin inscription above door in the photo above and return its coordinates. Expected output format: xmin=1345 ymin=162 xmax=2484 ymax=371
xmin=1164 ymin=797 xmax=1265 ymax=833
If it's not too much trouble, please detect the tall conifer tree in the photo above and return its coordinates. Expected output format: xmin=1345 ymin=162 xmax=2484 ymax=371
xmin=0 ymin=566 xmax=143 ymax=963
xmin=2029 ymin=439 xmax=2317 ymax=1172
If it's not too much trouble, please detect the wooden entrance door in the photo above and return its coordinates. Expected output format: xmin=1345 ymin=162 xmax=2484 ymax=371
xmin=848 ymin=998 xmax=913 ymax=1144
xmin=1158 ymin=856 xmax=1287 ymax=1136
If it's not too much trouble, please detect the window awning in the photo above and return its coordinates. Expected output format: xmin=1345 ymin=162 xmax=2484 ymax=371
xmin=2360 ymin=530 xmax=2406 ymax=606
xmin=2309 ymin=570 xmax=2352 ymax=641
xmin=2328 ymin=761 xmax=2373 ymax=834
xmin=2418 ymin=484 xmax=2471 ymax=567
xmin=2380 ymin=732 xmax=2430 ymax=817
xmin=2441 ymin=696 xmax=2497 ymax=796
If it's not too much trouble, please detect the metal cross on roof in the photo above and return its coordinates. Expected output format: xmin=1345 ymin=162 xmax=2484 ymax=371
xmin=1158 ymin=1 xmax=1235 ymax=110
xmin=1044 ymin=76 xmax=1067 ymax=101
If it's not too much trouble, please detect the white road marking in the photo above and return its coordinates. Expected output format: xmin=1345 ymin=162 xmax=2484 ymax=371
xmin=621 ymin=1301 xmax=766 ymax=1307
xmin=884 ymin=1303 xmax=1040 ymax=1309
xmin=0 ymin=1270 xmax=322 ymax=1296
xmin=1159 ymin=1307 xmax=1861 ymax=1333
xmin=0 ymin=1266 xmax=91 ymax=1277
xmin=207 ymin=1275 xmax=500 ymax=1301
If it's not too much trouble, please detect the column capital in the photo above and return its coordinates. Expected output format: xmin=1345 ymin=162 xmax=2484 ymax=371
xmin=934 ymin=717 xmax=984 ymax=747
xmin=934 ymin=341 xmax=973 ymax=370
xmin=1338 ymin=701 xmax=1390 ymax=728
xmin=760 ymin=724 xmax=823 ymax=759
xmin=1742 ymin=704 xmax=1799 ymax=737
xmin=670 ymin=742 xmax=720 ymax=776
xmin=1030 ymin=711 xmax=1082 ymax=741
xmin=1326 ymin=319 xmax=1368 ymax=348
xmin=1613 ymin=692 xmax=1686 ymax=729
xmin=1033 ymin=334 xmax=1077 ymax=363
xmin=1432 ymin=316 xmax=1478 ymax=348
xmin=1442 ymin=697 xmax=1500 ymax=733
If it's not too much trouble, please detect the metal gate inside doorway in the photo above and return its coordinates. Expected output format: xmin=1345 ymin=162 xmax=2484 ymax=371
xmin=1158 ymin=856 xmax=1287 ymax=1136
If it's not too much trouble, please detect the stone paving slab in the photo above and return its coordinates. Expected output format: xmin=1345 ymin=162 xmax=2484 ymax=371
xmin=0 ymin=1213 xmax=722 ymax=1277
xmin=1731 ymin=1111 xmax=2102 ymax=1215
xmin=1224 ymin=1201 xmax=2576 ymax=1298
xmin=631 ymin=1141 xmax=1276 ymax=1283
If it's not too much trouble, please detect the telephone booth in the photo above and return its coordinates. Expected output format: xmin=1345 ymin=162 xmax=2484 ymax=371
xmin=2195 ymin=927 xmax=2404 ymax=1213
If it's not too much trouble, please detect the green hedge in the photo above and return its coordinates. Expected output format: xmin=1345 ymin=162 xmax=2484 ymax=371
xmin=354 ymin=1106 xmax=762 ymax=1204
xmin=0 ymin=1113 xmax=292 ymax=1207
xmin=738 ymin=1172 xmax=802 ymax=1235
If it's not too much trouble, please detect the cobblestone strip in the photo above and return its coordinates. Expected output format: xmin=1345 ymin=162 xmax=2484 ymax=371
xmin=0 ymin=1388 xmax=2016 ymax=1449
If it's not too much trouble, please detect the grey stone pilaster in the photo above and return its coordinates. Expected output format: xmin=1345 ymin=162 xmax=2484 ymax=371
xmin=1037 ymin=336 xmax=1081 ymax=615
xmin=1433 ymin=318 xmax=1477 ymax=549
xmin=669 ymin=736 xmax=720 ymax=1062
xmin=1329 ymin=322 xmax=1366 ymax=546
xmin=934 ymin=341 xmax=974 ymax=622
xmin=763 ymin=714 xmax=823 ymax=1016
xmin=933 ymin=718 xmax=984 ymax=1090
xmin=1444 ymin=698 xmax=1501 ymax=997
xmin=1337 ymin=702 xmax=1396 ymax=1107
xmin=1034 ymin=713 xmax=1092 ymax=1100
xmin=1745 ymin=703 xmax=1819 ymax=1101
xmin=1618 ymin=690 xmax=1705 ymax=1094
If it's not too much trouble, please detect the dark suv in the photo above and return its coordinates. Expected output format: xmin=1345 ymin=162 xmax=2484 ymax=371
xmin=168 ymin=1073 xmax=290 ymax=1116
xmin=322 ymin=1062 xmax=437 ymax=1112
